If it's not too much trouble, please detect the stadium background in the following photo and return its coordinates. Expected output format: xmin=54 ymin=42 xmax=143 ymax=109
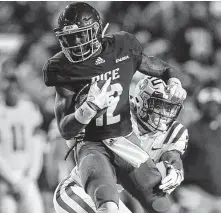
xmin=1 ymin=1 xmax=221 ymax=212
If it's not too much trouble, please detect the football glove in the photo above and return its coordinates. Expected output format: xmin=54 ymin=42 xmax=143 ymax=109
xmin=87 ymin=78 xmax=113 ymax=110
xmin=167 ymin=78 xmax=187 ymax=102
xmin=159 ymin=161 xmax=184 ymax=194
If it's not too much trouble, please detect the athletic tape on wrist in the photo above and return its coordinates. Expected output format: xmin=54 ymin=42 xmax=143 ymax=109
xmin=75 ymin=102 xmax=97 ymax=124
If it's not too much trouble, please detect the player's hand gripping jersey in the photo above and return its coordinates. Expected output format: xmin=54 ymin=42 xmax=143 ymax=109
xmin=43 ymin=31 xmax=142 ymax=141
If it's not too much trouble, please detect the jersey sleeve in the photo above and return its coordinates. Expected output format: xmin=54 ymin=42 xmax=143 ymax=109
xmin=125 ymin=32 xmax=143 ymax=70
xmin=42 ymin=59 xmax=61 ymax=87
xmin=167 ymin=127 xmax=189 ymax=155
xmin=113 ymin=31 xmax=143 ymax=70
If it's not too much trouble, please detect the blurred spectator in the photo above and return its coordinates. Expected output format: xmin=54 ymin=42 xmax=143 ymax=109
xmin=40 ymin=118 xmax=75 ymax=213
xmin=45 ymin=118 xmax=74 ymax=188
xmin=11 ymin=2 xmax=53 ymax=66
xmin=0 ymin=73 xmax=45 ymax=213
xmin=175 ymin=85 xmax=221 ymax=213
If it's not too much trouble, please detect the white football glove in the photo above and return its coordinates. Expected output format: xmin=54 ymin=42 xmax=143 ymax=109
xmin=75 ymin=78 xmax=117 ymax=125
xmin=87 ymin=78 xmax=114 ymax=110
xmin=159 ymin=161 xmax=184 ymax=194
xmin=167 ymin=78 xmax=187 ymax=102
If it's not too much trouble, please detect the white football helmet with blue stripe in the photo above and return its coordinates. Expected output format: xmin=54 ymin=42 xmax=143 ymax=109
xmin=133 ymin=76 xmax=183 ymax=133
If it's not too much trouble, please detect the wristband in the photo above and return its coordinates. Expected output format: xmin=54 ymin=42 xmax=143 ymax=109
xmin=75 ymin=102 xmax=97 ymax=124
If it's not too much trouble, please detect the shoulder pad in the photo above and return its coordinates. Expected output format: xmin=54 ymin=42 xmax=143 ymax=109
xmin=112 ymin=31 xmax=138 ymax=44
xmin=42 ymin=52 xmax=65 ymax=87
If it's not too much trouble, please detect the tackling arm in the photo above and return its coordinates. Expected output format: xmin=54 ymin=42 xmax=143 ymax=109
xmin=162 ymin=126 xmax=189 ymax=170
xmin=138 ymin=53 xmax=181 ymax=82
xmin=158 ymin=127 xmax=188 ymax=193
xmin=138 ymin=53 xmax=187 ymax=101
xmin=160 ymin=150 xmax=183 ymax=171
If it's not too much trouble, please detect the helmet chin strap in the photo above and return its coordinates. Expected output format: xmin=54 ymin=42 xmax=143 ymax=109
xmin=137 ymin=116 xmax=154 ymax=135
xmin=102 ymin=23 xmax=109 ymax=38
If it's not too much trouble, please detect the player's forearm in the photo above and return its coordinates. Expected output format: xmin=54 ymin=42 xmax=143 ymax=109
xmin=59 ymin=102 xmax=97 ymax=140
xmin=138 ymin=54 xmax=181 ymax=82
xmin=59 ymin=114 xmax=86 ymax=140
xmin=160 ymin=150 xmax=183 ymax=171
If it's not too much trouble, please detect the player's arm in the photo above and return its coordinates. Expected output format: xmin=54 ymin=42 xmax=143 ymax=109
xmin=138 ymin=53 xmax=180 ymax=82
xmin=159 ymin=128 xmax=189 ymax=194
xmin=126 ymin=32 xmax=180 ymax=81
xmin=158 ymin=150 xmax=184 ymax=194
xmin=160 ymin=150 xmax=183 ymax=172
xmin=163 ymin=126 xmax=188 ymax=169
xmin=42 ymin=60 xmax=88 ymax=140
xmin=127 ymin=32 xmax=186 ymax=101
xmin=55 ymin=86 xmax=91 ymax=140
xmin=55 ymin=78 xmax=113 ymax=140
xmin=139 ymin=54 xmax=186 ymax=101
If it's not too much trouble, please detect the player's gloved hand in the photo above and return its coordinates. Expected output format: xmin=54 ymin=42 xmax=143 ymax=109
xmin=167 ymin=78 xmax=187 ymax=102
xmin=75 ymin=78 xmax=115 ymax=125
xmin=87 ymin=78 xmax=113 ymax=110
xmin=159 ymin=161 xmax=184 ymax=194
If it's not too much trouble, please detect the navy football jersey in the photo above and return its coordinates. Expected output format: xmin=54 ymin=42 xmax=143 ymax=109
xmin=43 ymin=31 xmax=143 ymax=140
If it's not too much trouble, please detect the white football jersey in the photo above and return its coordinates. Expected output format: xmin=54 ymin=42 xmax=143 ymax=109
xmin=0 ymin=99 xmax=42 ymax=176
xmin=132 ymin=114 xmax=188 ymax=163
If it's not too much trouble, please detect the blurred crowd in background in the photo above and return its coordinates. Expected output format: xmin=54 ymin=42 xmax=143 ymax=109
xmin=1 ymin=1 xmax=221 ymax=213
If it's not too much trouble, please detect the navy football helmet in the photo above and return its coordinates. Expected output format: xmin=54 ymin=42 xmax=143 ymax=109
xmin=54 ymin=2 xmax=103 ymax=63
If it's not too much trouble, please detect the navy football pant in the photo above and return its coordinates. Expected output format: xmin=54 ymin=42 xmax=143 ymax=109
xmin=75 ymin=141 xmax=171 ymax=213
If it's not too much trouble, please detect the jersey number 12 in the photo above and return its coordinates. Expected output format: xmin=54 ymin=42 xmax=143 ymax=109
xmin=95 ymin=83 xmax=123 ymax=126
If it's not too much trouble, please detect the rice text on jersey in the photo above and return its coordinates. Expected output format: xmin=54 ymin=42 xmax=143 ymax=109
xmin=91 ymin=68 xmax=120 ymax=82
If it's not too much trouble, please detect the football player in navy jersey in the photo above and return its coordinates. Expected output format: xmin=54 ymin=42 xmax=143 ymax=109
xmin=53 ymin=76 xmax=188 ymax=213
xmin=43 ymin=2 xmax=187 ymax=213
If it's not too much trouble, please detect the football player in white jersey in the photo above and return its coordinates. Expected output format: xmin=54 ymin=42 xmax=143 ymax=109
xmin=53 ymin=76 xmax=188 ymax=213
xmin=0 ymin=74 xmax=45 ymax=213
xmin=131 ymin=76 xmax=188 ymax=194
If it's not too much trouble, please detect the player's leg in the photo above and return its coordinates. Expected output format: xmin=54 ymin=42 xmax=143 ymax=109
xmin=17 ymin=179 xmax=44 ymax=213
xmin=75 ymin=141 xmax=119 ymax=213
xmin=54 ymin=175 xmax=97 ymax=213
xmin=53 ymin=174 xmax=132 ymax=213
xmin=117 ymin=156 xmax=171 ymax=213
xmin=120 ymin=189 xmax=145 ymax=213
